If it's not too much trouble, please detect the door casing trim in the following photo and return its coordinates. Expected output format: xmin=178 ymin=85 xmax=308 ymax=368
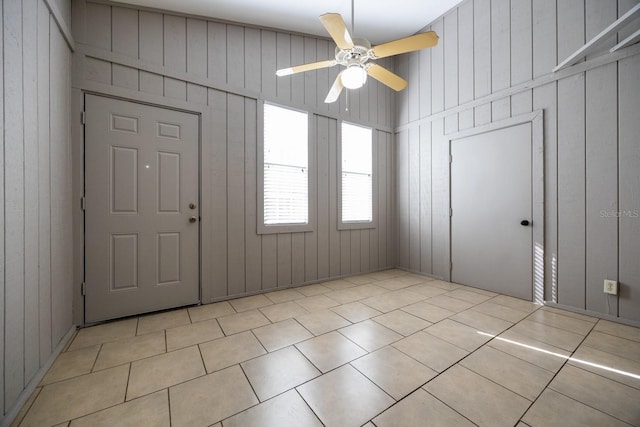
xmin=77 ymin=88 xmax=212 ymax=325
xmin=447 ymin=111 xmax=545 ymax=303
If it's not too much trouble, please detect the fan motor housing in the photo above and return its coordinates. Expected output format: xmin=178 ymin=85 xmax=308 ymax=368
xmin=335 ymin=37 xmax=372 ymax=64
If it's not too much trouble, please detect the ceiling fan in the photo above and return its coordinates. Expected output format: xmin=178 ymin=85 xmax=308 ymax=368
xmin=275 ymin=11 xmax=438 ymax=103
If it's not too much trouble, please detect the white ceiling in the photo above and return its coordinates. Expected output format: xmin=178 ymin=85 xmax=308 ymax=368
xmin=111 ymin=0 xmax=463 ymax=45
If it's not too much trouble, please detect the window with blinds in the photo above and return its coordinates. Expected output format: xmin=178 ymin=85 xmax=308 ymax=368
xmin=263 ymin=103 xmax=309 ymax=225
xmin=341 ymin=122 xmax=373 ymax=223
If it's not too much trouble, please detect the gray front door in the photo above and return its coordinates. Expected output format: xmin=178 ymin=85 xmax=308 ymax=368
xmin=450 ymin=123 xmax=533 ymax=300
xmin=85 ymin=94 xmax=200 ymax=323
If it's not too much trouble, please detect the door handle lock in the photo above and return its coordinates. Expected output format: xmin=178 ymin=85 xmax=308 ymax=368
xmin=520 ymin=220 xmax=531 ymax=226
xmin=189 ymin=202 xmax=197 ymax=210
xmin=189 ymin=216 xmax=198 ymax=223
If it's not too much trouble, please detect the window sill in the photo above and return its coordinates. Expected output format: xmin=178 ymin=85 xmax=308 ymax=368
xmin=337 ymin=221 xmax=376 ymax=231
xmin=257 ymin=223 xmax=315 ymax=235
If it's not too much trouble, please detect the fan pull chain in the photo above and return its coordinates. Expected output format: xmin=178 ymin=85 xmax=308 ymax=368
xmin=346 ymin=89 xmax=349 ymax=112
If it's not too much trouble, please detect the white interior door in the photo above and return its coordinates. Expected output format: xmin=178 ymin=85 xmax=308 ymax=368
xmin=451 ymin=123 xmax=533 ymax=300
xmin=85 ymin=94 xmax=200 ymax=322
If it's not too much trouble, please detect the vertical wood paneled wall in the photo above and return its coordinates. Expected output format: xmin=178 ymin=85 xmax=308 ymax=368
xmin=73 ymin=1 xmax=396 ymax=311
xmin=394 ymin=0 xmax=640 ymax=322
xmin=1 ymin=0 xmax=74 ymax=421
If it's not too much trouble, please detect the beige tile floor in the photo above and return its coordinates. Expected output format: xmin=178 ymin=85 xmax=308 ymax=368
xmin=14 ymin=269 xmax=640 ymax=427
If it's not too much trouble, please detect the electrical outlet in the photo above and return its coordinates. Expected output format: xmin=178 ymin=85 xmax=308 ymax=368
xmin=604 ymin=280 xmax=618 ymax=295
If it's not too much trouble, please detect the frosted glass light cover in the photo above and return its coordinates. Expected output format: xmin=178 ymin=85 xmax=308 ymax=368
xmin=341 ymin=65 xmax=367 ymax=89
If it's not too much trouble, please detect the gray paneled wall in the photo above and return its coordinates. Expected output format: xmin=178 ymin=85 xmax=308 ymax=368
xmin=76 ymin=1 xmax=395 ymax=129
xmin=394 ymin=0 xmax=640 ymax=322
xmin=1 ymin=0 xmax=74 ymax=421
xmin=73 ymin=1 xmax=396 ymax=310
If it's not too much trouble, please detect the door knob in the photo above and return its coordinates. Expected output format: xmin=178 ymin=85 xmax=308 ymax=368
xmin=189 ymin=216 xmax=197 ymax=223
xmin=189 ymin=202 xmax=197 ymax=209
xmin=520 ymin=220 xmax=531 ymax=226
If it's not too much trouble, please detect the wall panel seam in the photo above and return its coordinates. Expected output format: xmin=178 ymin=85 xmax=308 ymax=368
xmin=616 ymin=59 xmax=620 ymax=315
xmin=1 ymin=0 xmax=5 ymax=417
xmin=583 ymin=72 xmax=586 ymax=310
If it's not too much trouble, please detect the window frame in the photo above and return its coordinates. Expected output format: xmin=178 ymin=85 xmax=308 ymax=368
xmin=337 ymin=120 xmax=377 ymax=230
xmin=257 ymin=100 xmax=316 ymax=234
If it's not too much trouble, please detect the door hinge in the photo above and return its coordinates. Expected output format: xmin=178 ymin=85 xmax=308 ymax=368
xmin=450 ymin=154 xmax=453 ymax=163
xmin=450 ymin=261 xmax=453 ymax=271
xmin=81 ymin=111 xmax=86 ymax=125
xmin=81 ymin=196 xmax=86 ymax=211
xmin=81 ymin=282 xmax=86 ymax=296
xmin=450 ymin=208 xmax=453 ymax=217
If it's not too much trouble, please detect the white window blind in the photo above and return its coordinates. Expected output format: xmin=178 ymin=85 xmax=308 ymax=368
xmin=341 ymin=122 xmax=373 ymax=222
xmin=263 ymin=104 xmax=309 ymax=225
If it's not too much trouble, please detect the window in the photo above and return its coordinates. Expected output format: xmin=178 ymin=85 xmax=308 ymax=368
xmin=340 ymin=122 xmax=373 ymax=226
xmin=259 ymin=103 xmax=311 ymax=232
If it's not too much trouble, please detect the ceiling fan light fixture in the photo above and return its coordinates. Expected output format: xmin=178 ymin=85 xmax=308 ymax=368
xmin=275 ymin=11 xmax=437 ymax=103
xmin=341 ymin=64 xmax=367 ymax=89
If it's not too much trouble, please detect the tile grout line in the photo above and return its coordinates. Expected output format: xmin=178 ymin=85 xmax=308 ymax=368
xmin=196 ymin=337 xmax=208 ymax=375
xmin=124 ymin=361 xmax=132 ymax=403
xmin=544 ymin=381 xmax=635 ymax=426
xmin=348 ymin=310 xmax=484 ymax=425
xmin=236 ymin=362 xmax=261 ymax=410
xmin=379 ymin=386 xmax=477 ymax=427
xmin=19 ymin=272 xmax=640 ymax=426
xmin=292 ymin=388 xmax=325 ymax=426
xmin=167 ymin=385 xmax=173 ymax=427
xmin=481 ymin=342 xmax=557 ymax=376
xmin=347 ymin=300 xmax=516 ymax=424
xmin=89 ymin=343 xmax=102 ymax=373
xmin=514 ymin=314 xmax=600 ymax=424
xmin=524 ymin=312 xmax=597 ymax=335
xmin=406 ymin=305 xmax=548 ymax=424
xmin=55 ymin=365 xmax=145 ymax=424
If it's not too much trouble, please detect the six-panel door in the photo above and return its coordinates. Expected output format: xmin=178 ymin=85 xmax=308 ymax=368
xmin=85 ymin=94 xmax=199 ymax=323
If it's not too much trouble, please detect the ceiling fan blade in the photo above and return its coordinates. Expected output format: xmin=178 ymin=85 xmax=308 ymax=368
xmin=276 ymin=59 xmax=337 ymax=76
xmin=371 ymin=31 xmax=439 ymax=59
xmin=366 ymin=64 xmax=408 ymax=91
xmin=319 ymin=13 xmax=354 ymax=50
xmin=324 ymin=72 xmax=344 ymax=103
